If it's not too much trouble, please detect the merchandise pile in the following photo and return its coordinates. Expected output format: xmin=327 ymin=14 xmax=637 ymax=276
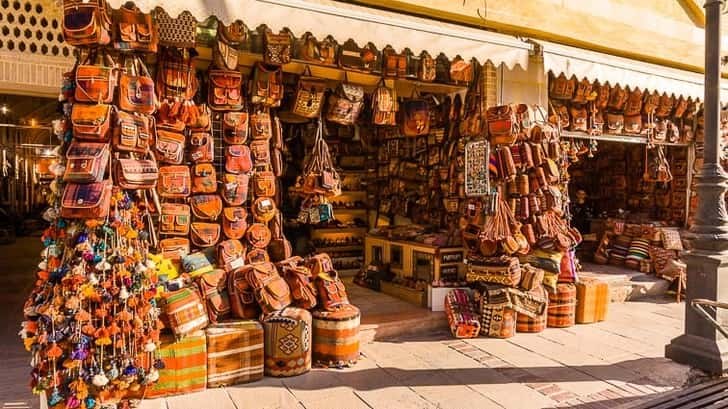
xmin=20 ymin=2 xmax=361 ymax=407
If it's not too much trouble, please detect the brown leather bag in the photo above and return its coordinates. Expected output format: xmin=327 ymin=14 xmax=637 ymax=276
xmin=208 ymin=69 xmax=244 ymax=111
xmin=114 ymin=111 xmax=153 ymax=154
xmin=114 ymin=4 xmax=157 ymax=52
xmin=268 ymin=212 xmax=292 ymax=262
xmin=401 ymin=99 xmax=430 ymax=137
xmin=244 ymin=262 xmax=291 ymax=314
xmin=251 ymin=111 xmax=272 ymax=140
xmin=190 ymin=194 xmax=223 ymax=221
xmin=383 ymin=47 xmax=408 ymax=78
xmin=114 ymin=158 xmax=158 ymax=190
xmin=189 ymin=131 xmax=214 ymax=163
xmin=656 ymin=93 xmax=675 ymax=118
xmin=222 ymin=207 xmax=248 ymax=240
xmin=315 ymin=269 xmax=350 ymax=311
xmin=196 ymin=269 xmax=231 ymax=324
xmin=643 ymin=91 xmax=660 ymax=114
xmin=264 ymin=31 xmax=292 ymax=65
xmin=159 ymin=237 xmax=190 ymax=261
xmin=300 ymin=33 xmax=338 ymax=66
xmin=218 ymin=239 xmax=246 ymax=272
xmin=292 ymin=72 xmax=327 ymax=119
xmin=71 ymin=104 xmax=113 ymax=141
xmin=119 ymin=56 xmax=158 ymax=115
xmin=190 ymin=222 xmax=221 ymax=248
xmin=156 ymin=47 xmax=198 ymax=102
xmin=221 ymin=173 xmax=249 ymax=206
xmin=277 ymin=256 xmax=317 ymax=309
xmin=608 ymin=85 xmax=628 ymax=111
xmin=60 ymin=180 xmax=112 ymax=219
xmin=569 ymin=106 xmax=587 ymax=132
xmin=487 ymin=105 xmax=517 ymax=145
xmin=225 ymin=145 xmax=253 ymax=174
xmin=154 ymin=126 xmax=185 ymax=165
xmin=223 ymin=112 xmax=249 ymax=144
xmin=250 ymin=139 xmax=271 ymax=166
xmin=251 ymin=197 xmax=277 ymax=223
xmin=606 ymin=113 xmax=624 ymax=134
xmin=449 ymin=57 xmax=473 ymax=83
xmin=572 ymin=78 xmax=592 ymax=104
xmin=326 ymin=83 xmax=364 ymax=125
xmin=158 ymin=165 xmax=191 ymax=198
xmin=192 ymin=163 xmax=217 ymax=194
xmin=253 ymin=169 xmax=276 ymax=198
xmin=75 ymin=52 xmax=117 ymax=104
xmin=594 ymin=81 xmax=610 ymax=111
xmin=64 ymin=142 xmax=109 ymax=184
xmin=63 ymin=0 xmax=112 ymax=47
xmin=623 ymin=88 xmax=643 ymax=117
xmin=549 ymin=73 xmax=576 ymax=100
xmin=228 ymin=268 xmax=260 ymax=319
xmin=250 ymin=63 xmax=284 ymax=108
xmin=247 ymin=223 xmax=271 ymax=249
xmin=160 ymin=203 xmax=190 ymax=236
xmin=623 ymin=115 xmax=642 ymax=134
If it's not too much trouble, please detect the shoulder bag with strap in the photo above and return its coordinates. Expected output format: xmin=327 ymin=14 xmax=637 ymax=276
xmin=118 ymin=56 xmax=158 ymax=115
xmin=113 ymin=4 xmax=157 ymax=53
xmin=75 ymin=51 xmax=117 ymax=104
xmin=326 ymin=79 xmax=364 ymax=126
xmin=244 ymin=262 xmax=291 ymax=314
xmin=63 ymin=141 xmax=109 ymax=184
xmin=208 ymin=68 xmax=244 ymax=111
xmin=160 ymin=203 xmax=191 ymax=236
xmin=114 ymin=111 xmax=153 ymax=154
xmin=277 ymin=256 xmax=317 ymax=309
xmin=62 ymin=0 xmax=112 ymax=47
xmin=71 ymin=104 xmax=113 ymax=141
xmin=250 ymin=62 xmax=284 ymax=108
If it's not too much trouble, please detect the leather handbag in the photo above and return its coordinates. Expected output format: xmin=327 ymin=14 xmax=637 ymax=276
xmin=549 ymin=73 xmax=576 ymax=100
xmin=158 ymin=165 xmax=191 ymax=198
xmin=572 ymin=78 xmax=592 ymax=104
xmin=250 ymin=139 xmax=271 ymax=166
xmin=63 ymin=141 xmax=109 ymax=183
xmin=225 ymin=145 xmax=253 ymax=174
xmin=487 ymin=105 xmax=517 ymax=145
xmin=252 ymin=197 xmax=277 ymax=223
xmin=606 ymin=113 xmax=624 ymax=134
xmin=221 ymin=173 xmax=249 ymax=206
xmin=401 ymin=99 xmax=430 ymax=136
xmin=222 ymin=207 xmax=248 ymax=240
xmin=623 ymin=88 xmax=643 ymax=117
xmin=643 ymin=91 xmax=660 ymax=114
xmin=113 ymin=4 xmax=157 ymax=53
xmin=159 ymin=237 xmax=190 ymax=260
xmin=196 ymin=269 xmax=231 ymax=324
xmin=114 ymin=158 xmax=158 ymax=190
xmin=192 ymin=163 xmax=217 ymax=194
xmin=656 ymin=93 xmax=675 ymax=118
xmin=449 ymin=57 xmax=473 ymax=83
xmin=569 ymin=105 xmax=587 ymax=132
xmin=190 ymin=194 xmax=223 ymax=220
xmin=119 ymin=56 xmax=158 ymax=115
xmin=326 ymin=83 xmax=364 ymax=125
xmin=338 ymin=39 xmax=379 ymax=72
xmin=191 ymin=222 xmax=221 ymax=248
xmin=75 ymin=52 xmax=117 ymax=104
xmin=213 ymin=27 xmax=240 ymax=71
xmin=315 ymin=270 xmax=350 ymax=311
xmin=114 ymin=111 xmax=153 ymax=153
xmin=156 ymin=47 xmax=198 ymax=102
xmin=277 ymin=256 xmax=317 ymax=309
xmin=208 ymin=69 xmax=244 ymax=111
xmin=160 ymin=203 xmax=191 ymax=236
xmin=292 ymin=72 xmax=327 ymax=119
xmin=268 ymin=212 xmax=292 ymax=262
xmin=623 ymin=115 xmax=642 ymax=134
xmin=264 ymin=31 xmax=292 ymax=65
xmin=383 ymin=47 xmax=407 ymax=77
xmin=246 ymin=248 xmax=271 ymax=265
xmin=219 ymin=20 xmax=247 ymax=44
xmin=247 ymin=223 xmax=272 ymax=249
xmin=60 ymin=180 xmax=112 ymax=219
xmin=372 ymin=83 xmax=397 ymax=126
xmin=251 ymin=111 xmax=272 ymax=140
xmin=62 ymin=0 xmax=112 ymax=47
xmin=299 ymin=33 xmax=338 ymax=66
xmin=223 ymin=112 xmax=249 ymax=144
xmin=154 ymin=127 xmax=185 ymax=164
xmin=253 ymin=169 xmax=276 ymax=197
xmin=418 ymin=51 xmax=436 ymax=82
xmin=218 ymin=239 xmax=246 ymax=272
xmin=250 ymin=63 xmax=284 ymax=108
xmin=594 ymin=81 xmax=611 ymax=110
xmin=244 ymin=262 xmax=292 ymax=314
xmin=272 ymin=148 xmax=284 ymax=178
xmin=228 ymin=268 xmax=261 ymax=319
xmin=189 ymin=104 xmax=212 ymax=130
xmin=153 ymin=8 xmax=197 ymax=48
xmin=189 ymin=131 xmax=214 ymax=163
xmin=71 ymin=104 xmax=113 ymax=141
xmin=608 ymin=85 xmax=628 ymax=111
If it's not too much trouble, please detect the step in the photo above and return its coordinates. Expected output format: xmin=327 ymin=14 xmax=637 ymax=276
xmin=580 ymin=262 xmax=671 ymax=302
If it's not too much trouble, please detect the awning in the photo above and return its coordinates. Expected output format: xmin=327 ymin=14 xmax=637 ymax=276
xmin=107 ymin=0 xmax=532 ymax=70
xmin=540 ymin=40 xmax=728 ymax=101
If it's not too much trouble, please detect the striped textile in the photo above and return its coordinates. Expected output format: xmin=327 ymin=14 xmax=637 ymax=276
xmin=145 ymin=331 xmax=207 ymax=398
xmin=479 ymin=300 xmax=516 ymax=339
xmin=627 ymin=238 xmax=650 ymax=260
xmin=547 ymin=283 xmax=576 ymax=328
xmin=205 ymin=320 xmax=264 ymax=387
xmin=162 ymin=287 xmax=209 ymax=337
xmin=444 ymin=289 xmax=480 ymax=339
xmin=312 ymin=304 xmax=361 ymax=367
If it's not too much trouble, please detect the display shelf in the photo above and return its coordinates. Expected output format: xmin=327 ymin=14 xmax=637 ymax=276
xmin=311 ymin=227 xmax=368 ymax=234
xmin=313 ymin=245 xmax=364 ymax=252
xmin=561 ymin=130 xmax=691 ymax=147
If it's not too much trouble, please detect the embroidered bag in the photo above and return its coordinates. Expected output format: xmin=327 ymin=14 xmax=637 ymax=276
xmin=160 ymin=203 xmax=191 ymax=236
xmin=63 ymin=141 xmax=109 ymax=183
xmin=161 ymin=287 xmax=208 ymax=337
xmin=71 ymin=104 xmax=113 ymax=141
xmin=158 ymin=165 xmax=191 ymax=198
xmin=182 ymin=251 xmax=214 ymax=277
xmin=221 ymin=173 xmax=249 ymax=206
xmin=154 ymin=124 xmax=185 ymax=164
xmin=119 ymin=56 xmax=158 ymax=115
xmin=114 ymin=111 xmax=153 ymax=153
xmin=250 ymin=63 xmax=284 ymax=108
xmin=300 ymin=33 xmax=338 ymax=66
xmin=449 ymin=57 xmax=473 ymax=84
xmin=218 ymin=239 xmax=246 ymax=272
xmin=62 ymin=0 xmax=112 ymax=47
xmin=225 ymin=145 xmax=253 ymax=174
xmin=191 ymin=222 xmax=221 ymax=248
xmin=192 ymin=163 xmax=217 ymax=194
xmin=189 ymin=131 xmax=214 ymax=163
xmin=154 ymin=8 xmax=197 ymax=48
xmin=244 ymin=262 xmax=291 ymax=314
xmin=292 ymin=70 xmax=327 ymax=119
xmin=223 ymin=112 xmax=249 ymax=144
xmin=326 ymin=82 xmax=364 ymax=125
xmin=222 ymin=207 xmax=248 ymax=240
xmin=75 ymin=52 xmax=117 ymax=104
xmin=113 ymin=4 xmax=157 ymax=53
xmin=191 ymin=194 xmax=223 ymax=220
xmin=264 ymin=31 xmax=292 ymax=65
xmin=115 ymin=158 xmax=158 ymax=190
xmin=60 ymin=180 xmax=112 ymax=219
xmin=208 ymin=69 xmax=244 ymax=111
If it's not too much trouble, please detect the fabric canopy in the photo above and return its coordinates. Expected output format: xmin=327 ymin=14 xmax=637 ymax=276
xmin=541 ymin=40 xmax=728 ymax=101
xmin=107 ymin=0 xmax=532 ymax=70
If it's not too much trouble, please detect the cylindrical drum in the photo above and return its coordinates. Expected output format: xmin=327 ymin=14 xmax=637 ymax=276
xmin=547 ymin=283 xmax=576 ymax=328
xmin=262 ymin=307 xmax=312 ymax=377
xmin=312 ymin=304 xmax=361 ymax=367
xmin=205 ymin=320 xmax=264 ymax=387
xmin=517 ymin=286 xmax=548 ymax=333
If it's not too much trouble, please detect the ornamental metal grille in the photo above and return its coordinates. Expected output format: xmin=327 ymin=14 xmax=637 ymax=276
xmin=0 ymin=0 xmax=70 ymax=57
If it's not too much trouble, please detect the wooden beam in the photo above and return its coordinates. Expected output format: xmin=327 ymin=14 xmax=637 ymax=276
xmin=677 ymin=0 xmax=706 ymax=28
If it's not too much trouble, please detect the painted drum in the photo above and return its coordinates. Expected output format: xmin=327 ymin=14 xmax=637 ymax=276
xmin=312 ymin=304 xmax=361 ymax=367
xmin=262 ymin=307 xmax=312 ymax=377
xmin=547 ymin=283 xmax=576 ymax=328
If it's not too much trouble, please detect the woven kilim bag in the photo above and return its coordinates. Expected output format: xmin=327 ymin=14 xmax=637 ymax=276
xmin=516 ymin=286 xmax=548 ymax=333
xmin=467 ymin=256 xmax=521 ymax=287
xmin=479 ymin=300 xmax=516 ymax=339
xmin=205 ymin=320 xmax=264 ymax=387
xmin=139 ymin=331 xmax=207 ymax=398
xmin=547 ymin=283 xmax=576 ymax=328
xmin=161 ymin=287 xmax=209 ymax=337
xmin=312 ymin=304 xmax=360 ymax=368
xmin=262 ymin=307 xmax=312 ymax=377
xmin=519 ymin=264 xmax=545 ymax=291
xmin=444 ymin=289 xmax=480 ymax=339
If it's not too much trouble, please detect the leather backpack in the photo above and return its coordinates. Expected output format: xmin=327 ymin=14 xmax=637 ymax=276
xmin=228 ymin=267 xmax=261 ymax=319
xmin=62 ymin=0 xmax=112 ymax=47
xmin=188 ymin=131 xmax=214 ymax=163
xmin=487 ymin=105 xmax=517 ymax=146
xmin=549 ymin=73 xmax=576 ymax=100
xmin=63 ymin=141 xmax=109 ymax=184
xmin=192 ymin=163 xmax=217 ymax=194
xmin=113 ymin=4 xmax=157 ymax=53
xmin=250 ymin=63 xmax=284 ymax=108
xmin=154 ymin=122 xmax=185 ymax=164
xmin=292 ymin=70 xmax=327 ymax=119
xmin=196 ymin=269 xmax=231 ymax=324
xmin=402 ymin=99 xmax=430 ymax=136
xmin=119 ymin=56 xmax=158 ymax=115
xmin=222 ymin=207 xmax=248 ymax=240
xmin=623 ymin=87 xmax=643 ymax=117
xmin=277 ymin=256 xmax=317 ymax=309
xmin=221 ymin=173 xmax=249 ymax=206
xmin=299 ymin=33 xmax=337 ymax=66
xmin=326 ymin=82 xmax=364 ymax=125
xmin=190 ymin=194 xmax=223 ymax=221
xmin=268 ymin=212 xmax=292 ymax=262
xmin=75 ymin=52 xmax=117 ymax=104
xmin=114 ymin=158 xmax=158 ymax=190
xmin=208 ymin=69 xmax=244 ymax=111
xmin=190 ymin=222 xmax=221 ymax=248
xmin=263 ymin=30 xmax=292 ymax=65
xmin=71 ymin=104 xmax=113 ymax=142
xmin=114 ymin=111 xmax=153 ymax=154
xmin=217 ymin=239 xmax=246 ymax=272
xmin=223 ymin=112 xmax=249 ymax=144
xmin=156 ymin=47 xmax=198 ymax=102
xmin=158 ymin=165 xmax=191 ymax=198
xmin=372 ymin=82 xmax=397 ymax=126
xmin=307 ymin=254 xmax=350 ymax=311
xmin=244 ymin=262 xmax=291 ymax=314
xmin=225 ymin=145 xmax=253 ymax=174
xmin=160 ymin=203 xmax=191 ymax=236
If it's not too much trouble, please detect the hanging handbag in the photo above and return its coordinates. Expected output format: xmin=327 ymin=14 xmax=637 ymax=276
xmin=656 ymin=93 xmax=675 ymax=119
xmin=623 ymin=87 xmax=643 ymax=117
xmin=252 ymin=197 xmax=277 ymax=223
xmin=154 ymin=8 xmax=197 ymax=48
xmin=221 ymin=173 xmax=249 ymax=206
xmin=643 ymin=91 xmax=660 ymax=115
xmin=225 ymin=145 xmax=253 ymax=174
xmin=278 ymin=256 xmax=317 ymax=309
xmin=213 ymin=24 xmax=240 ymax=71
xmin=247 ymin=223 xmax=272 ymax=249
xmin=189 ymin=131 xmax=214 ymax=163
xmin=594 ymin=81 xmax=611 ymax=110
xmin=549 ymin=73 xmax=576 ymax=100
xmin=228 ymin=268 xmax=261 ymax=319
xmin=118 ymin=56 xmax=158 ymax=115
xmin=487 ymin=105 xmax=517 ymax=145
xmin=268 ymin=212 xmax=292 ymax=262
xmin=292 ymin=68 xmax=327 ymax=119
xmin=250 ymin=63 xmax=284 ymax=108
xmin=418 ymin=51 xmax=436 ymax=82
xmin=60 ymin=180 xmax=112 ymax=219
xmin=449 ymin=57 xmax=473 ymax=84
xmin=156 ymin=48 xmax=198 ymax=102
xmin=63 ymin=141 xmax=109 ymax=184
xmin=154 ymin=127 xmax=185 ymax=164
xmin=113 ymin=111 xmax=153 ymax=154
xmin=253 ymin=168 xmax=276 ymax=198
xmin=159 ymin=237 xmax=190 ymax=260
xmin=569 ymin=105 xmax=587 ymax=132
xmin=372 ymin=81 xmax=397 ymax=126
xmin=301 ymin=120 xmax=342 ymax=197
xmin=250 ymin=139 xmax=271 ymax=166
xmin=624 ymin=115 xmax=642 ymax=134
xmin=192 ymin=163 xmax=217 ymax=194
xmin=244 ymin=262 xmax=291 ymax=314
xmin=160 ymin=203 xmax=191 ymax=236
xmin=75 ymin=52 xmax=117 ymax=104
xmin=208 ymin=69 xmax=244 ymax=111
xmin=62 ymin=0 xmax=112 ymax=47
xmin=402 ymin=99 xmax=430 ymax=136
xmin=223 ymin=112 xmax=249 ymax=145
xmin=158 ymin=165 xmax=191 ymax=198
xmin=383 ymin=46 xmax=407 ymax=77
xmin=190 ymin=222 xmax=221 ymax=248
xmin=300 ymin=33 xmax=338 ymax=66
xmin=71 ymin=104 xmax=113 ymax=141
xmin=191 ymin=194 xmax=223 ymax=221
xmin=115 ymin=157 xmax=158 ymax=190
xmin=326 ymin=82 xmax=364 ymax=126
xmin=608 ymin=85 xmax=628 ymax=111
xmin=572 ymin=78 xmax=593 ymax=105
xmin=222 ymin=207 xmax=248 ymax=240
xmin=251 ymin=111 xmax=273 ymax=140
xmin=605 ymin=113 xmax=624 ymax=134
xmin=113 ymin=4 xmax=157 ymax=53
xmin=218 ymin=239 xmax=246 ymax=272
xmin=196 ymin=269 xmax=231 ymax=324
xmin=264 ymin=31 xmax=292 ymax=65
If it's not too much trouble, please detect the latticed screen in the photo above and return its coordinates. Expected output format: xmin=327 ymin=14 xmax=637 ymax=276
xmin=0 ymin=0 xmax=71 ymax=57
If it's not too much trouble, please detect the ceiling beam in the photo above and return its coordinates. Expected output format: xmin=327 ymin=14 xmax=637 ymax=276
xmin=677 ymin=0 xmax=706 ymax=28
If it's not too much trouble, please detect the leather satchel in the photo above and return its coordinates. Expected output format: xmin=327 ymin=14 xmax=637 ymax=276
xmin=244 ymin=262 xmax=291 ymax=314
xmin=218 ymin=239 xmax=246 ymax=272
xmin=154 ymin=128 xmax=185 ymax=164
xmin=608 ymin=85 xmax=628 ymax=111
xmin=253 ymin=169 xmax=276 ymax=197
xmin=292 ymin=74 xmax=327 ymax=119
xmin=250 ymin=63 xmax=284 ymax=108
xmin=372 ymin=83 xmax=397 ymax=126
xmin=153 ymin=8 xmax=197 ymax=48
xmin=113 ymin=4 xmax=157 ymax=53
xmin=623 ymin=88 xmax=643 ymax=117
xmin=158 ymin=165 xmax=191 ymax=198
xmin=223 ymin=112 xmax=249 ymax=144
xmin=549 ymin=73 xmax=576 ymax=100
xmin=192 ymin=163 xmax=217 ymax=194
xmin=114 ymin=111 xmax=153 ymax=153
xmin=64 ymin=141 xmax=109 ymax=183
xmin=208 ymin=69 xmax=244 ymax=111
xmin=383 ymin=47 xmax=407 ymax=77
xmin=228 ymin=268 xmax=261 ymax=319
xmin=643 ymin=91 xmax=660 ymax=114
xmin=250 ymin=139 xmax=271 ymax=166
xmin=277 ymin=256 xmax=317 ymax=309
xmin=62 ymin=0 xmax=111 ymax=47
xmin=572 ymin=78 xmax=592 ymax=104
xmin=449 ymin=57 xmax=473 ymax=83
xmin=156 ymin=47 xmax=198 ymax=102
xmin=326 ymin=83 xmax=364 ymax=125
xmin=159 ymin=237 xmax=190 ymax=260
xmin=338 ymin=39 xmax=379 ymax=72
xmin=656 ymin=93 xmax=675 ymax=118
xmin=60 ymin=180 xmax=112 ymax=219
xmin=75 ymin=52 xmax=117 ymax=104
xmin=190 ymin=222 xmax=221 ymax=248
xmin=213 ymin=27 xmax=240 ymax=71
xmin=606 ymin=113 xmax=624 ymax=134
xmin=247 ymin=223 xmax=272 ymax=249
xmin=190 ymin=194 xmax=223 ymax=221
xmin=623 ymin=115 xmax=642 ymax=134
xmin=222 ymin=207 xmax=248 ymax=240
xmin=594 ymin=81 xmax=611 ymax=110
xmin=119 ymin=56 xmax=158 ymax=115
xmin=401 ymin=99 xmax=430 ymax=136
xmin=252 ymin=197 xmax=277 ymax=223
xmin=487 ymin=105 xmax=517 ymax=145
xmin=160 ymin=203 xmax=191 ymax=236
xmin=264 ymin=31 xmax=292 ymax=65
xmin=251 ymin=111 xmax=272 ymax=140
xmin=114 ymin=158 xmax=158 ymax=190
xmin=315 ymin=270 xmax=350 ymax=311
xmin=418 ymin=51 xmax=436 ymax=82
xmin=247 ymin=248 xmax=271 ymax=265
xmin=221 ymin=173 xmax=249 ymax=206
xmin=189 ymin=131 xmax=214 ymax=163
xmin=569 ymin=106 xmax=587 ymax=132
xmin=225 ymin=145 xmax=253 ymax=174
xmin=300 ymin=33 xmax=338 ymax=66
xmin=71 ymin=104 xmax=112 ymax=141
xmin=196 ymin=269 xmax=231 ymax=324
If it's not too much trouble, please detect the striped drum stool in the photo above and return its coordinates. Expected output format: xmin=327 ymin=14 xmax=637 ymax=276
xmin=312 ymin=304 xmax=361 ymax=368
xmin=262 ymin=307 xmax=312 ymax=377
xmin=205 ymin=320 xmax=264 ymax=387
xmin=516 ymin=286 xmax=548 ymax=333
xmin=547 ymin=283 xmax=576 ymax=328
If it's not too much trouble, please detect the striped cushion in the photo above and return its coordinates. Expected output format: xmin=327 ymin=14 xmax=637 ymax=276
xmin=627 ymin=238 xmax=650 ymax=260
xmin=146 ymin=331 xmax=207 ymax=398
xmin=206 ymin=321 xmax=264 ymax=387
xmin=162 ymin=287 xmax=209 ymax=337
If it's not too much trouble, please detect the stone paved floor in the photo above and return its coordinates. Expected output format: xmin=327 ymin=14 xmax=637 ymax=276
xmin=1 ymin=237 xmax=695 ymax=409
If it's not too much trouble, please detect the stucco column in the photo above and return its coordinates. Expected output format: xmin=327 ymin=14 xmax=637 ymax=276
xmin=665 ymin=0 xmax=728 ymax=373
